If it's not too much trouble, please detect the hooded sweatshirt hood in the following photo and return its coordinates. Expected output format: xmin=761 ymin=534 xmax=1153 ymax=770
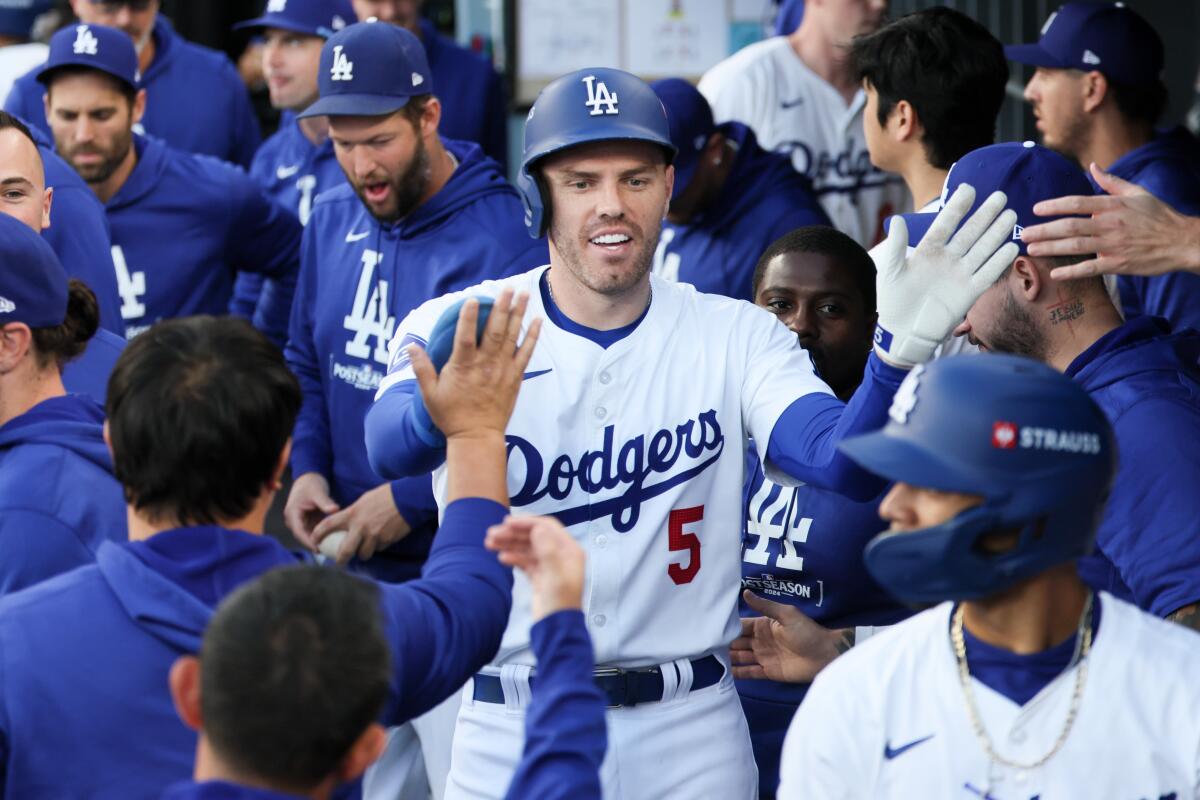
xmin=1067 ymin=316 xmax=1200 ymax=398
xmin=0 ymin=394 xmax=111 ymax=471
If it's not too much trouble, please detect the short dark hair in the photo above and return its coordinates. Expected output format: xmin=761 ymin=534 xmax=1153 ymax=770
xmin=0 ymin=111 xmax=39 ymax=152
xmin=1109 ymin=77 xmax=1168 ymax=126
xmin=850 ymin=7 xmax=1008 ymax=169
xmin=399 ymin=94 xmax=432 ymax=128
xmin=106 ymin=316 xmax=301 ymax=526
xmin=44 ymin=65 xmax=138 ymax=108
xmin=31 ymin=279 xmax=98 ymax=371
xmin=200 ymin=565 xmax=392 ymax=792
xmin=753 ymin=225 xmax=877 ymax=313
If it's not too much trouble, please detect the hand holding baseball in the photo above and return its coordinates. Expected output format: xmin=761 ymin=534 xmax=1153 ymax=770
xmin=485 ymin=515 xmax=586 ymax=622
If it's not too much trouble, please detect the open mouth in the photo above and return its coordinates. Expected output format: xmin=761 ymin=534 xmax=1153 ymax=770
xmin=589 ymin=232 xmax=632 ymax=254
xmin=363 ymin=181 xmax=391 ymax=204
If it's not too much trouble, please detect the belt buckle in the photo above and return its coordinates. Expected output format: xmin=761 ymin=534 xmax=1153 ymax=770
xmin=593 ymin=666 xmax=628 ymax=709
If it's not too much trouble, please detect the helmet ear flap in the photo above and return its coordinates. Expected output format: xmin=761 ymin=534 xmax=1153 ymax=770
xmin=516 ymin=164 xmax=552 ymax=239
xmin=532 ymin=169 xmax=551 ymax=239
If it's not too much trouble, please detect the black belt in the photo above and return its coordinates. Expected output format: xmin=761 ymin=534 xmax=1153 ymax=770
xmin=472 ymin=654 xmax=725 ymax=709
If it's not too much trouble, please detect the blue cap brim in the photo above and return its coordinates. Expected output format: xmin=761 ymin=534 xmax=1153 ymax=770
xmin=1004 ymin=43 xmax=1068 ymax=69
xmin=298 ymin=93 xmax=413 ymax=119
xmin=839 ymin=430 xmax=991 ymax=496
xmin=233 ymin=17 xmax=334 ymax=38
xmin=35 ymin=60 xmax=136 ymax=89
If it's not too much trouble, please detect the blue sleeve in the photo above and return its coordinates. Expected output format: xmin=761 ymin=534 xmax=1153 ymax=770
xmin=228 ymin=272 xmax=264 ymax=320
xmin=378 ymin=498 xmax=513 ymax=721
xmin=0 ymin=511 xmax=94 ymax=598
xmin=284 ymin=225 xmax=332 ymax=480
xmin=765 ymin=354 xmax=906 ymax=501
xmin=225 ymin=170 xmax=302 ymax=347
xmin=41 ymin=185 xmax=124 ymax=336
xmin=365 ymin=380 xmax=447 ymax=480
xmin=222 ymin=61 xmax=262 ymax=169
xmin=1099 ymin=400 xmax=1200 ymax=617
xmin=1118 ymin=274 xmax=1200 ymax=334
xmin=390 ymin=474 xmax=439 ymax=530
xmin=504 ymin=610 xmax=605 ymax=800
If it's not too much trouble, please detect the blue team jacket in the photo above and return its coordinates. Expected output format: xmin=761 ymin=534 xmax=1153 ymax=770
xmin=0 ymin=498 xmax=512 ymax=800
xmin=105 ymin=135 xmax=301 ymax=344
xmin=1098 ymin=127 xmax=1200 ymax=333
xmin=1068 ymin=316 xmax=1200 ymax=617
xmin=286 ymin=138 xmax=546 ymax=582
xmin=658 ymin=123 xmax=829 ymax=301
xmin=62 ymin=328 xmax=126 ymax=406
xmin=419 ymin=18 xmax=508 ymax=170
xmin=6 ymin=17 xmax=260 ymax=167
xmin=0 ymin=395 xmax=125 ymax=597
xmin=736 ymin=450 xmax=908 ymax=796
xmin=20 ymin=121 xmax=124 ymax=334
xmin=231 ymin=112 xmax=346 ymax=320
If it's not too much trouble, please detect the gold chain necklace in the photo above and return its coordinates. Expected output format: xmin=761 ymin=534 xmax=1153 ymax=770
xmin=950 ymin=593 xmax=1093 ymax=773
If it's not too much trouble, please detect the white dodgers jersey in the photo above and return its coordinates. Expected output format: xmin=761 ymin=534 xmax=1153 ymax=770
xmin=779 ymin=593 xmax=1200 ymax=799
xmin=699 ymin=36 xmax=910 ymax=248
xmin=379 ymin=267 xmax=832 ymax=668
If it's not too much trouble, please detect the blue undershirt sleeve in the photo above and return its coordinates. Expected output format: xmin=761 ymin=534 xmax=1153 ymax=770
xmin=766 ymin=353 xmax=906 ymax=501
xmin=365 ymin=381 xmax=447 ymax=480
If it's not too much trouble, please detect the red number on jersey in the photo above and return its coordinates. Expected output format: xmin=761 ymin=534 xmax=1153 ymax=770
xmin=668 ymin=506 xmax=703 ymax=585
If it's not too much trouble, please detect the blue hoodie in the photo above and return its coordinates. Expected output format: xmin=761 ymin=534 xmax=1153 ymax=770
xmin=0 ymin=497 xmax=512 ymax=800
xmin=62 ymin=328 xmax=126 ymax=406
xmin=1067 ymin=316 xmax=1200 ymax=618
xmin=419 ymin=18 xmax=508 ymax=170
xmin=23 ymin=121 xmax=123 ymax=335
xmin=1096 ymin=127 xmax=1200 ymax=333
xmin=657 ymin=123 xmax=830 ymax=301
xmin=0 ymin=394 xmax=124 ymax=596
xmin=230 ymin=112 xmax=346 ymax=322
xmin=5 ymin=16 xmax=260 ymax=167
xmin=285 ymin=138 xmax=546 ymax=582
xmin=106 ymin=135 xmax=301 ymax=345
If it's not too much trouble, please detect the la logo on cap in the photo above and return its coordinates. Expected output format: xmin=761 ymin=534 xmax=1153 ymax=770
xmin=330 ymin=44 xmax=353 ymax=81
xmin=72 ymin=25 xmax=98 ymax=56
xmin=267 ymin=0 xmax=287 ymax=11
xmin=582 ymin=75 xmax=618 ymax=116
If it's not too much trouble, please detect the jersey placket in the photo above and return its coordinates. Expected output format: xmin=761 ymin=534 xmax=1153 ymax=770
xmin=582 ymin=348 xmax=622 ymax=666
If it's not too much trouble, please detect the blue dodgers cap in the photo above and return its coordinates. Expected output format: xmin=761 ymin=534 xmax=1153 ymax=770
xmin=299 ymin=20 xmax=433 ymax=119
xmin=1005 ymin=2 xmax=1163 ymax=86
xmin=0 ymin=212 xmax=68 ymax=329
xmin=894 ymin=141 xmax=1094 ymax=255
xmin=36 ymin=22 xmax=140 ymax=89
xmin=234 ymin=0 xmax=355 ymax=39
xmin=650 ymin=78 xmax=715 ymax=201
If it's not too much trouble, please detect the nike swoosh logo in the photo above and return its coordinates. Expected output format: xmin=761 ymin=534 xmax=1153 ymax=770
xmin=276 ymin=164 xmax=301 ymax=179
xmin=780 ymin=96 xmax=805 ymax=109
xmin=522 ymin=369 xmax=552 ymax=381
xmin=883 ymin=734 xmax=934 ymax=760
xmin=345 ymin=230 xmax=370 ymax=243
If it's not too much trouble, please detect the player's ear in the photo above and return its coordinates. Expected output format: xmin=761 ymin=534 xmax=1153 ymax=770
xmin=335 ymin=722 xmax=387 ymax=782
xmin=891 ymin=99 xmax=918 ymax=143
xmin=1011 ymin=255 xmax=1043 ymax=302
xmin=131 ymin=89 xmax=148 ymax=126
xmin=419 ymin=95 xmax=441 ymax=140
xmin=168 ymin=655 xmax=203 ymax=731
xmin=41 ymin=186 xmax=53 ymax=230
xmin=663 ymin=163 xmax=674 ymax=219
xmin=270 ymin=438 xmax=292 ymax=493
xmin=1081 ymin=71 xmax=1107 ymax=114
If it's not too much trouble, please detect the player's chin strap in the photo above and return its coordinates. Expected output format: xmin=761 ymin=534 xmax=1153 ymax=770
xmin=871 ymin=184 xmax=1019 ymax=369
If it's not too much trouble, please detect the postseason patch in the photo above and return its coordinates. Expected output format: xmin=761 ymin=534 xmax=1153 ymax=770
xmin=387 ymin=333 xmax=427 ymax=375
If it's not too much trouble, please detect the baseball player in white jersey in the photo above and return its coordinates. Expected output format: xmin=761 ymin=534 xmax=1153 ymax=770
xmin=776 ymin=354 xmax=1200 ymax=799
xmin=364 ymin=67 xmax=1019 ymax=799
xmin=699 ymin=0 xmax=909 ymax=247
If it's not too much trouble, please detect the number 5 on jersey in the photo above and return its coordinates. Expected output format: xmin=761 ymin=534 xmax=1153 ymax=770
xmin=668 ymin=506 xmax=703 ymax=585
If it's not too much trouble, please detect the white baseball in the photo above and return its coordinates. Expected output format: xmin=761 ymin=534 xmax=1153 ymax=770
xmin=318 ymin=531 xmax=349 ymax=560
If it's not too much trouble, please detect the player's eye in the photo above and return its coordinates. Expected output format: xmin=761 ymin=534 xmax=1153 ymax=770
xmin=626 ymin=177 xmax=647 ymax=187
xmin=3 ymin=191 xmax=24 ymax=201
xmin=766 ymin=300 xmax=792 ymax=314
xmin=818 ymin=304 xmax=845 ymax=316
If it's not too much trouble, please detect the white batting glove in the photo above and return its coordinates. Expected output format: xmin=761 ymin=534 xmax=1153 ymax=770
xmin=871 ymin=184 xmax=1020 ymax=367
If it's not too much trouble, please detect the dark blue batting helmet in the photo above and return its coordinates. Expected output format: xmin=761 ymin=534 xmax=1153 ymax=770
xmin=839 ymin=354 xmax=1116 ymax=604
xmin=517 ymin=67 xmax=676 ymax=238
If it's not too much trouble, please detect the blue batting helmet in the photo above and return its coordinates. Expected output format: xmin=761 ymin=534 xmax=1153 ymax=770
xmin=517 ymin=68 xmax=676 ymax=238
xmin=839 ymin=354 xmax=1116 ymax=605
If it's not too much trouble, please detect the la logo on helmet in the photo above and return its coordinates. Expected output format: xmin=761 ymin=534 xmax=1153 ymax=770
xmin=73 ymin=25 xmax=98 ymax=56
xmin=330 ymin=45 xmax=354 ymax=81
xmin=582 ymin=75 xmax=619 ymax=116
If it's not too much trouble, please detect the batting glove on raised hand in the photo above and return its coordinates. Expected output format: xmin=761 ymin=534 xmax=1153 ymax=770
xmin=872 ymin=185 xmax=1020 ymax=367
